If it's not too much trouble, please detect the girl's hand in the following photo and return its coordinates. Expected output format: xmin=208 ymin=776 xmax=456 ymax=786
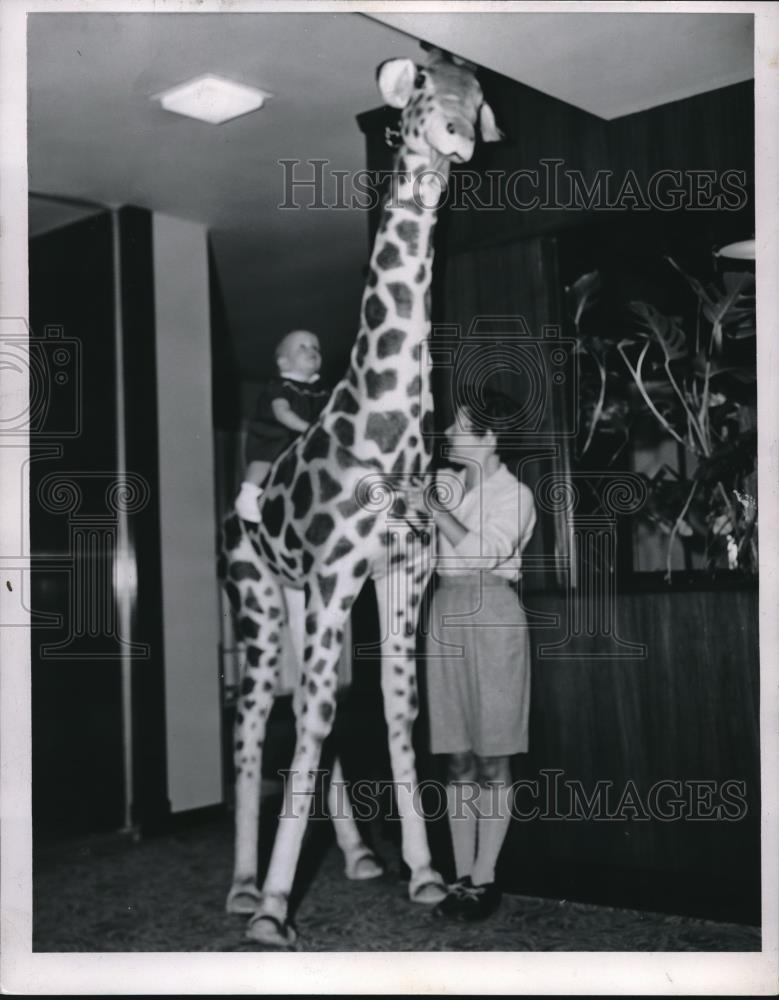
xmin=399 ymin=474 xmax=436 ymax=514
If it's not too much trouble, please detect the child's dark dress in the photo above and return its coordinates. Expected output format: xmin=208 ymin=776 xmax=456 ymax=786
xmin=245 ymin=376 xmax=330 ymax=465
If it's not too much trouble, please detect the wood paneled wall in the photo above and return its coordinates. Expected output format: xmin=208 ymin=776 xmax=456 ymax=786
xmin=444 ymin=75 xmax=753 ymax=252
xmin=500 ymin=586 xmax=760 ymax=921
xmin=607 ymin=80 xmax=754 ymax=192
xmin=436 ymin=236 xmax=570 ymax=592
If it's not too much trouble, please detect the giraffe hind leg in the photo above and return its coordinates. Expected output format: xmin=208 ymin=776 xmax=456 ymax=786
xmin=223 ymin=530 xmax=287 ymax=915
xmin=328 ymin=757 xmax=384 ymax=881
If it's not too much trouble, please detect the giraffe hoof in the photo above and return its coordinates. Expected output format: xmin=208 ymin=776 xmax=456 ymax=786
xmin=344 ymin=849 xmax=384 ymax=881
xmin=409 ymin=868 xmax=447 ymax=905
xmin=246 ymin=913 xmax=298 ymax=948
xmin=226 ymin=884 xmax=262 ymax=915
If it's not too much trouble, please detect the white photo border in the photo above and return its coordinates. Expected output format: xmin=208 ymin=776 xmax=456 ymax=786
xmin=1 ymin=0 xmax=777 ymax=994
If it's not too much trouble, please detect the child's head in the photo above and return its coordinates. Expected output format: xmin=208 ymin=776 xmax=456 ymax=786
xmin=275 ymin=330 xmax=322 ymax=379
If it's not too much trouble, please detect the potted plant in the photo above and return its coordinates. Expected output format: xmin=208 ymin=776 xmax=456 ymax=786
xmin=568 ymin=255 xmax=757 ymax=582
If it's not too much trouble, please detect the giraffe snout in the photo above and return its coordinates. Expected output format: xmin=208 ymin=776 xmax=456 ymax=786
xmin=428 ymin=115 xmax=476 ymax=163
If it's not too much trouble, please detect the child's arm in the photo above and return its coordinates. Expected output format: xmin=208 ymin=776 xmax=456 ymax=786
xmin=271 ymin=396 xmax=310 ymax=433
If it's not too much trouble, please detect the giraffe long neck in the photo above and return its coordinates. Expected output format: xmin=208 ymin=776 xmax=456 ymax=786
xmin=362 ymin=150 xmax=446 ymax=337
xmin=334 ymin=151 xmax=447 ymax=469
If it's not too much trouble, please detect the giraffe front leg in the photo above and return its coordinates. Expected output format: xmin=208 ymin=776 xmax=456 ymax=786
xmin=287 ymin=588 xmax=382 ymax=882
xmin=374 ymin=552 xmax=446 ymax=905
xmin=226 ymin=581 xmax=286 ymax=915
xmin=246 ymin=600 xmax=348 ymax=947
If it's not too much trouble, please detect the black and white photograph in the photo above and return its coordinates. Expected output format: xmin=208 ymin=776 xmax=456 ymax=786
xmin=1 ymin=1 xmax=777 ymax=994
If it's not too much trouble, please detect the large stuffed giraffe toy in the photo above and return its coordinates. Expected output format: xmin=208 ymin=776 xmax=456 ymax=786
xmin=221 ymin=48 xmax=501 ymax=947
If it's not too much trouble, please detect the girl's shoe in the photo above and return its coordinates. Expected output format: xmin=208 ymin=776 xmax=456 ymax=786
xmin=431 ymin=877 xmax=473 ymax=919
xmin=460 ymin=881 xmax=502 ymax=921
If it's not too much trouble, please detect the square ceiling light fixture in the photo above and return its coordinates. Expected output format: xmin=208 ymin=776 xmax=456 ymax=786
xmin=155 ymin=74 xmax=272 ymax=124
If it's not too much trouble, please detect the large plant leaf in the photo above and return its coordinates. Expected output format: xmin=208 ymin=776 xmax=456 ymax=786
xmin=566 ymin=270 xmax=602 ymax=329
xmin=717 ymin=272 xmax=756 ymax=340
xmin=637 ymin=467 xmax=707 ymax=540
xmin=665 ymin=257 xmax=756 ymax=350
xmin=580 ymin=395 xmax=630 ymax=433
xmin=665 ymin=255 xmax=716 ymax=309
xmin=627 ymin=301 xmax=688 ymax=359
xmin=694 ymin=430 xmax=757 ymax=486
xmin=702 ymin=272 xmax=755 ymax=345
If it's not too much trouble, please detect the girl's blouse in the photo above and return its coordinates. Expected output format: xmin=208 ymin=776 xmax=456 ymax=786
xmin=434 ymin=464 xmax=537 ymax=582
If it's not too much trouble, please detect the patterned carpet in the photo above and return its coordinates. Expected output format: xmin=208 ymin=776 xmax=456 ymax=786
xmin=33 ymin=812 xmax=760 ymax=952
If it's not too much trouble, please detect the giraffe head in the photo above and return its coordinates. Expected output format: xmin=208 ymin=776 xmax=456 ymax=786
xmin=377 ymin=48 xmax=501 ymax=167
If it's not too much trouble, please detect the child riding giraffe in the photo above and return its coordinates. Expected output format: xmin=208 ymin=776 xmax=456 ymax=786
xmin=222 ymin=48 xmax=501 ymax=947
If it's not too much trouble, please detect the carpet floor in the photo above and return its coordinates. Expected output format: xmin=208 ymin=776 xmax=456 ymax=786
xmin=33 ymin=812 xmax=760 ymax=953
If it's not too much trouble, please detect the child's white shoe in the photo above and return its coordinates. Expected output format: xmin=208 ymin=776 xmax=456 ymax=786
xmin=235 ymin=481 xmax=263 ymax=522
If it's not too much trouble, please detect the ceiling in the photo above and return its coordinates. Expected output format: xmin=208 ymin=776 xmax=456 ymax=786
xmin=367 ymin=12 xmax=754 ymax=120
xmin=27 ymin=11 xmax=754 ymax=381
xmin=28 ymin=195 xmax=105 ymax=240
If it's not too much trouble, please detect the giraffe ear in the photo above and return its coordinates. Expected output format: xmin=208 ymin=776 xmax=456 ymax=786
xmin=377 ymin=58 xmax=417 ymax=109
xmin=479 ymin=101 xmax=503 ymax=142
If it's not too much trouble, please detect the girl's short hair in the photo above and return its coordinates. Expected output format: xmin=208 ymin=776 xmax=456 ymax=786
xmin=456 ymin=384 xmax=521 ymax=446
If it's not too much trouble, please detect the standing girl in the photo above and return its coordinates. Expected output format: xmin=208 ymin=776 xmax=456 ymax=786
xmin=412 ymin=389 xmax=537 ymax=921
